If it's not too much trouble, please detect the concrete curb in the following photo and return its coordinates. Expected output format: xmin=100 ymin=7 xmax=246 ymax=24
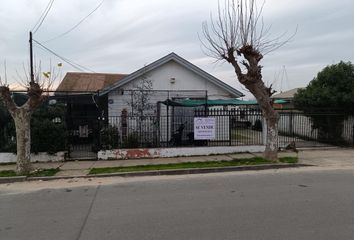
xmin=0 ymin=163 xmax=312 ymax=184
xmin=297 ymin=146 xmax=340 ymax=151
xmin=27 ymin=175 xmax=86 ymax=181
xmin=88 ymin=164 xmax=311 ymax=178
xmin=0 ymin=176 xmax=27 ymax=184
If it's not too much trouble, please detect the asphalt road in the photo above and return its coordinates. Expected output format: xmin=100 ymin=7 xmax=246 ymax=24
xmin=1 ymin=168 xmax=354 ymax=240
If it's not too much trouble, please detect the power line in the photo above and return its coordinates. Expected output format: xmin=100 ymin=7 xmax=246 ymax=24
xmin=44 ymin=0 xmax=104 ymax=43
xmin=32 ymin=0 xmax=55 ymax=34
xmin=34 ymin=41 xmax=93 ymax=72
xmin=31 ymin=0 xmax=53 ymax=32
xmin=33 ymin=39 xmax=95 ymax=73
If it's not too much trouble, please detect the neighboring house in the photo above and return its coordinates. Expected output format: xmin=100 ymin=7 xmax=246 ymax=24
xmin=271 ymin=88 xmax=303 ymax=109
xmin=57 ymin=72 xmax=128 ymax=92
xmin=55 ymin=72 xmax=127 ymax=158
xmin=56 ymin=72 xmax=128 ymax=117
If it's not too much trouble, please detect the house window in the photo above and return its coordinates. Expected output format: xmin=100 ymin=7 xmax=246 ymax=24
xmin=117 ymin=89 xmax=124 ymax=95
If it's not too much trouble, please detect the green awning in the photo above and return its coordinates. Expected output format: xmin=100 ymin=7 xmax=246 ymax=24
xmin=161 ymin=99 xmax=258 ymax=107
xmin=274 ymin=99 xmax=289 ymax=104
xmin=160 ymin=98 xmax=289 ymax=107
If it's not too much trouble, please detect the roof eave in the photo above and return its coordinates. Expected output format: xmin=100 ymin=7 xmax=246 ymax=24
xmin=99 ymin=52 xmax=244 ymax=98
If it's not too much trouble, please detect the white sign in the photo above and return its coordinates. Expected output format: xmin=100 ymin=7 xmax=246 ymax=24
xmin=194 ymin=117 xmax=216 ymax=140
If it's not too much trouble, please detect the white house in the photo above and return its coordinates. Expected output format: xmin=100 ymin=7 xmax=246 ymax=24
xmin=54 ymin=53 xmax=246 ymax=155
xmin=99 ymin=52 xmax=244 ymax=145
xmin=100 ymin=52 xmax=243 ymax=116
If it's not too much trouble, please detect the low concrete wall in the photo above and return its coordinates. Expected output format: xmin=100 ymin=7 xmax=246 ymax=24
xmin=0 ymin=151 xmax=66 ymax=164
xmin=98 ymin=145 xmax=265 ymax=160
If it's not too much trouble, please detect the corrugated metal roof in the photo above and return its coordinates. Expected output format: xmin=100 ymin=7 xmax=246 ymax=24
xmin=271 ymin=88 xmax=303 ymax=99
xmin=56 ymin=72 xmax=128 ymax=92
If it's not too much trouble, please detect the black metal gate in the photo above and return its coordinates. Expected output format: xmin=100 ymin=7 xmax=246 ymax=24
xmin=67 ymin=116 xmax=100 ymax=160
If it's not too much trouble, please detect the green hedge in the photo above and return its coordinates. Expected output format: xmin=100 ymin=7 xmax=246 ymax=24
xmin=0 ymin=100 xmax=67 ymax=154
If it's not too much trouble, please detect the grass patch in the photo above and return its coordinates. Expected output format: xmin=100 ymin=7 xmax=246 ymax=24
xmin=0 ymin=168 xmax=60 ymax=178
xmin=28 ymin=168 xmax=60 ymax=177
xmin=279 ymin=157 xmax=298 ymax=164
xmin=0 ymin=170 xmax=17 ymax=177
xmin=89 ymin=156 xmax=298 ymax=175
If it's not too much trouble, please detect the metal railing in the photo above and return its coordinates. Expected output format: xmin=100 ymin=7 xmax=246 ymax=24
xmin=104 ymin=108 xmax=264 ymax=149
xmin=277 ymin=110 xmax=354 ymax=148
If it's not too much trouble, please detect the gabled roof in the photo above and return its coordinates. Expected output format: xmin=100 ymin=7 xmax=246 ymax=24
xmin=56 ymin=72 xmax=128 ymax=92
xmin=99 ymin=52 xmax=244 ymax=97
xmin=271 ymin=88 xmax=303 ymax=100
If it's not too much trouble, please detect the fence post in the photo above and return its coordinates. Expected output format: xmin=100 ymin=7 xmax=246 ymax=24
xmin=97 ymin=116 xmax=101 ymax=154
xmin=66 ymin=91 xmax=72 ymax=158
xmin=289 ymin=110 xmax=294 ymax=136
xmin=167 ymin=91 xmax=170 ymax=147
xmin=229 ymin=111 xmax=232 ymax=146
xmin=204 ymin=90 xmax=208 ymax=116
xmin=96 ymin=91 xmax=101 ymax=152
xmin=262 ymin=118 xmax=267 ymax=146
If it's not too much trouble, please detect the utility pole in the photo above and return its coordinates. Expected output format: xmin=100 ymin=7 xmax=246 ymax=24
xmin=29 ymin=31 xmax=34 ymax=83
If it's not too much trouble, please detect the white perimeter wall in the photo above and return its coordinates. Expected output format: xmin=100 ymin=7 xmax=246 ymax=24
xmin=98 ymin=145 xmax=265 ymax=160
xmin=342 ymin=116 xmax=354 ymax=143
xmin=278 ymin=113 xmax=318 ymax=139
xmin=0 ymin=152 xmax=66 ymax=163
xmin=278 ymin=113 xmax=354 ymax=145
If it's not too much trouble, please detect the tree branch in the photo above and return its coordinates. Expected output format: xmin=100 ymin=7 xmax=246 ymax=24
xmin=0 ymin=86 xmax=17 ymax=114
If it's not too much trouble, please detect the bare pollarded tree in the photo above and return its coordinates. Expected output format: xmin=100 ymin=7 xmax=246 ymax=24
xmin=0 ymin=62 xmax=60 ymax=174
xmin=201 ymin=0 xmax=295 ymax=160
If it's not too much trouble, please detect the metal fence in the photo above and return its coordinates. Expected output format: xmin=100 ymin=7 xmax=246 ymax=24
xmin=2 ymin=100 xmax=354 ymax=159
xmin=102 ymin=109 xmax=354 ymax=150
xmin=105 ymin=108 xmax=264 ymax=149
xmin=277 ymin=110 xmax=354 ymax=148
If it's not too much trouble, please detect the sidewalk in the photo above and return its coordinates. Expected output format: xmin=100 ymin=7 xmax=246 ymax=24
xmin=1 ymin=148 xmax=353 ymax=177
xmin=0 ymin=151 xmax=298 ymax=176
xmin=298 ymin=148 xmax=354 ymax=167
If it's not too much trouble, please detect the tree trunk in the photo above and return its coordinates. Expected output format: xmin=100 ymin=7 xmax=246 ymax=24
xmin=1 ymin=83 xmax=45 ymax=175
xmin=245 ymin=81 xmax=280 ymax=161
xmin=264 ymin=116 xmax=279 ymax=161
xmin=13 ymin=110 xmax=32 ymax=175
xmin=225 ymin=46 xmax=280 ymax=160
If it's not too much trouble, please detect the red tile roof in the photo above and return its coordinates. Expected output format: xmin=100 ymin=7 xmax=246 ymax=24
xmin=56 ymin=72 xmax=128 ymax=92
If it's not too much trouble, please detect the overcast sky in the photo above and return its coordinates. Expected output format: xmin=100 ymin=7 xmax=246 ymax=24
xmin=0 ymin=0 xmax=353 ymax=98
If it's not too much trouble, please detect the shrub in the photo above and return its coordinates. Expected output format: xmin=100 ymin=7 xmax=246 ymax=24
xmin=0 ymin=103 xmax=16 ymax=152
xmin=294 ymin=62 xmax=354 ymax=143
xmin=122 ymin=132 xmax=140 ymax=148
xmin=0 ymin=100 xmax=67 ymax=154
xmin=31 ymin=119 xmax=67 ymax=154
xmin=100 ymin=125 xmax=120 ymax=150
xmin=30 ymin=103 xmax=67 ymax=154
